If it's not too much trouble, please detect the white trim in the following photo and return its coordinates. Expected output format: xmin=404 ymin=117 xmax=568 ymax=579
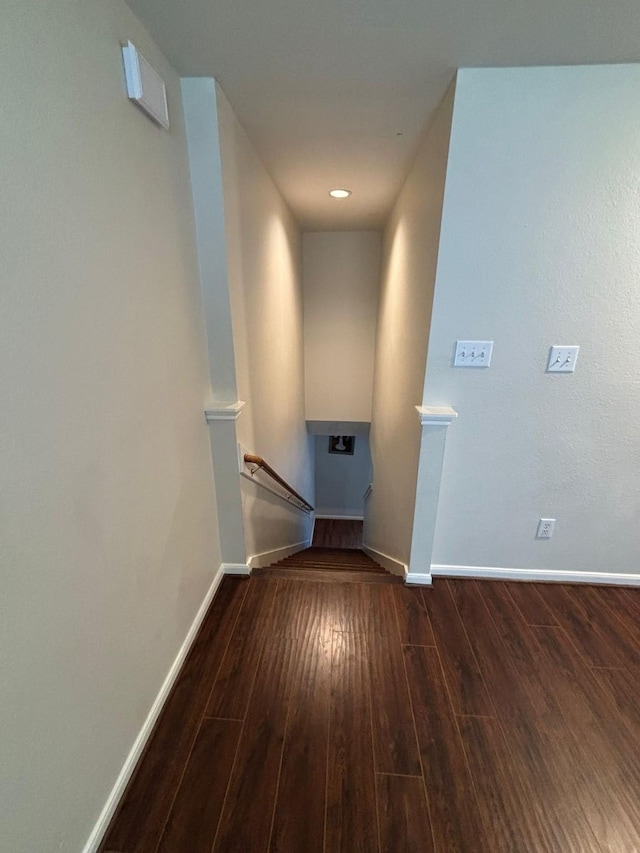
xmin=247 ymin=540 xmax=310 ymax=570
xmin=415 ymin=405 xmax=458 ymax=426
xmin=361 ymin=544 xmax=407 ymax=578
xmin=222 ymin=562 xmax=251 ymax=576
xmin=82 ymin=564 xmax=226 ymax=853
xmin=405 ymin=572 xmax=433 ymax=586
xmin=205 ymin=400 xmax=246 ymax=422
xmin=430 ymin=564 xmax=640 ymax=587
xmin=315 ymin=514 xmax=364 ymax=521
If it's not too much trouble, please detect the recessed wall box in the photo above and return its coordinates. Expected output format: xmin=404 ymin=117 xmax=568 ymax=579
xmin=121 ymin=41 xmax=170 ymax=129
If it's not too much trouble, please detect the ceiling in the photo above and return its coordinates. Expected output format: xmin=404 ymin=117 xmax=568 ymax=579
xmin=127 ymin=0 xmax=640 ymax=230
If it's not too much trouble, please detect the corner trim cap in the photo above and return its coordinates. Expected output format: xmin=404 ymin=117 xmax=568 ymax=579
xmin=405 ymin=572 xmax=433 ymax=586
xmin=205 ymin=401 xmax=246 ymax=422
xmin=222 ymin=562 xmax=251 ymax=576
xmin=415 ymin=405 xmax=458 ymax=426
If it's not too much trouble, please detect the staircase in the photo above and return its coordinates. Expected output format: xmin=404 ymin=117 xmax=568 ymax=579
xmin=252 ymin=546 xmax=403 ymax=584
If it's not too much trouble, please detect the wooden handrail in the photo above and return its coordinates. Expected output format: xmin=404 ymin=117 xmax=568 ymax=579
xmin=244 ymin=453 xmax=314 ymax=512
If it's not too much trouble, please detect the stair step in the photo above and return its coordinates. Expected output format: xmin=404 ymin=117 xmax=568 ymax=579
xmin=299 ymin=548 xmax=367 ymax=556
xmin=278 ymin=557 xmax=380 ymax=569
xmin=265 ymin=546 xmax=392 ymax=581
xmin=275 ymin=563 xmax=386 ymax=574
xmin=281 ymin=551 xmax=375 ymax=565
xmin=252 ymin=567 xmax=402 ymax=584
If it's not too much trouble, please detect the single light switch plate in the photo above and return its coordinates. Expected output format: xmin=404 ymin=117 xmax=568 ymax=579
xmin=547 ymin=345 xmax=579 ymax=373
xmin=454 ymin=341 xmax=493 ymax=367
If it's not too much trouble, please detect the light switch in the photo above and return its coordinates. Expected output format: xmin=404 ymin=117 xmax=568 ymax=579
xmin=454 ymin=341 xmax=493 ymax=367
xmin=547 ymin=346 xmax=579 ymax=373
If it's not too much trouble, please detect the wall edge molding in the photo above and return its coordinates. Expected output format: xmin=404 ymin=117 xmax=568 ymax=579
xmin=82 ymin=564 xmax=226 ymax=852
xmin=205 ymin=400 xmax=246 ymax=422
xmin=430 ymin=564 xmax=640 ymax=587
xmin=247 ymin=540 xmax=310 ymax=570
xmin=361 ymin=544 xmax=407 ymax=577
xmin=415 ymin=405 xmax=458 ymax=427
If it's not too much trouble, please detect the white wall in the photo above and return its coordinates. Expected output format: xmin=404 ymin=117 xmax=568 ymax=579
xmin=216 ymin=86 xmax=314 ymax=561
xmin=365 ymin=87 xmax=455 ymax=567
xmin=182 ymin=79 xmax=247 ymax=566
xmin=303 ymin=232 xmax=381 ymax=422
xmin=0 ymin=3 xmax=221 ymax=852
xmin=426 ymin=65 xmax=640 ymax=576
xmin=314 ymin=435 xmax=372 ymax=517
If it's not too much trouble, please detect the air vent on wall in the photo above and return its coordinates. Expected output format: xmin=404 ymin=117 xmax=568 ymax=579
xmin=121 ymin=41 xmax=170 ymax=129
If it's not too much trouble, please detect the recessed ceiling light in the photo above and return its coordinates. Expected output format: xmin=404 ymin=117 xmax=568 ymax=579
xmin=329 ymin=188 xmax=351 ymax=199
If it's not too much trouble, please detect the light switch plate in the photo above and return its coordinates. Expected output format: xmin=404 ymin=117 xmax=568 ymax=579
xmin=547 ymin=345 xmax=579 ymax=373
xmin=454 ymin=341 xmax=493 ymax=367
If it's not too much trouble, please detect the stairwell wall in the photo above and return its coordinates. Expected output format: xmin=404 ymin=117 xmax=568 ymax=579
xmin=365 ymin=85 xmax=456 ymax=569
xmin=314 ymin=435 xmax=372 ymax=518
xmin=215 ymin=86 xmax=314 ymax=563
xmin=303 ymin=231 xmax=381 ymax=422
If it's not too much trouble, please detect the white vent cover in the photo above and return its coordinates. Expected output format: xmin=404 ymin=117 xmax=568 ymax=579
xmin=121 ymin=41 xmax=169 ymax=129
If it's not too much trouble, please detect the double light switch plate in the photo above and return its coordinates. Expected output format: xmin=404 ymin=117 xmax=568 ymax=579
xmin=547 ymin=346 xmax=579 ymax=373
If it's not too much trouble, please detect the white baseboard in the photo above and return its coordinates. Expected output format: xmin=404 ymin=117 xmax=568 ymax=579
xmin=315 ymin=514 xmax=364 ymax=521
xmin=222 ymin=562 xmax=251 ymax=576
xmin=361 ymin=544 xmax=407 ymax=578
xmin=247 ymin=539 xmax=310 ymax=570
xmin=430 ymin=564 xmax=640 ymax=587
xmin=82 ymin=564 xmax=226 ymax=853
xmin=405 ymin=572 xmax=433 ymax=586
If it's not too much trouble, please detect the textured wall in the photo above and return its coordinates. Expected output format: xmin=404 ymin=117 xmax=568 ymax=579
xmin=426 ymin=65 xmax=640 ymax=575
xmin=365 ymin=86 xmax=455 ymax=566
xmin=314 ymin=435 xmax=372 ymax=517
xmin=303 ymin=232 xmax=381 ymax=422
xmin=0 ymin=3 xmax=221 ymax=850
xmin=216 ymin=86 xmax=314 ymax=561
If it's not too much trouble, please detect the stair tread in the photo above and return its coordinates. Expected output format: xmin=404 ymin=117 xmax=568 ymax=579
xmin=282 ymin=552 xmax=377 ymax=562
xmin=277 ymin=564 xmax=386 ymax=574
xmin=278 ymin=558 xmax=380 ymax=568
xmin=252 ymin=567 xmax=402 ymax=584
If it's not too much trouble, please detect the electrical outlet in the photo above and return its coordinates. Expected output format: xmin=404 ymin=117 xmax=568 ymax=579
xmin=547 ymin=346 xmax=579 ymax=373
xmin=454 ymin=340 xmax=493 ymax=367
xmin=536 ymin=518 xmax=556 ymax=539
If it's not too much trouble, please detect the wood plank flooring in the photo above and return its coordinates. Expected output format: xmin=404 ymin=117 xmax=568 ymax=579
xmin=312 ymin=518 xmax=363 ymax=549
xmin=101 ymin=576 xmax=640 ymax=853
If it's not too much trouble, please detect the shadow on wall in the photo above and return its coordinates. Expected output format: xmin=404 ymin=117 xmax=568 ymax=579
xmin=314 ymin=433 xmax=372 ymax=518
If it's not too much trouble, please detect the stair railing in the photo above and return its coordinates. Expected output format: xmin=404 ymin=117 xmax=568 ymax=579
xmin=243 ymin=453 xmax=314 ymax=514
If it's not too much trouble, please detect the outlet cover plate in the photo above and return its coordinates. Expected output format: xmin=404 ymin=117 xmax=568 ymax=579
xmin=547 ymin=345 xmax=579 ymax=373
xmin=454 ymin=340 xmax=493 ymax=367
xmin=537 ymin=518 xmax=556 ymax=539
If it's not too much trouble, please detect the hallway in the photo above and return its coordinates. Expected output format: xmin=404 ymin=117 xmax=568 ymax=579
xmin=102 ymin=574 xmax=640 ymax=852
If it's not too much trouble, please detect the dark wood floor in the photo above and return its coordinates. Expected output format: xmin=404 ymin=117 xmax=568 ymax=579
xmin=101 ymin=574 xmax=640 ymax=853
xmin=312 ymin=518 xmax=363 ymax=549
